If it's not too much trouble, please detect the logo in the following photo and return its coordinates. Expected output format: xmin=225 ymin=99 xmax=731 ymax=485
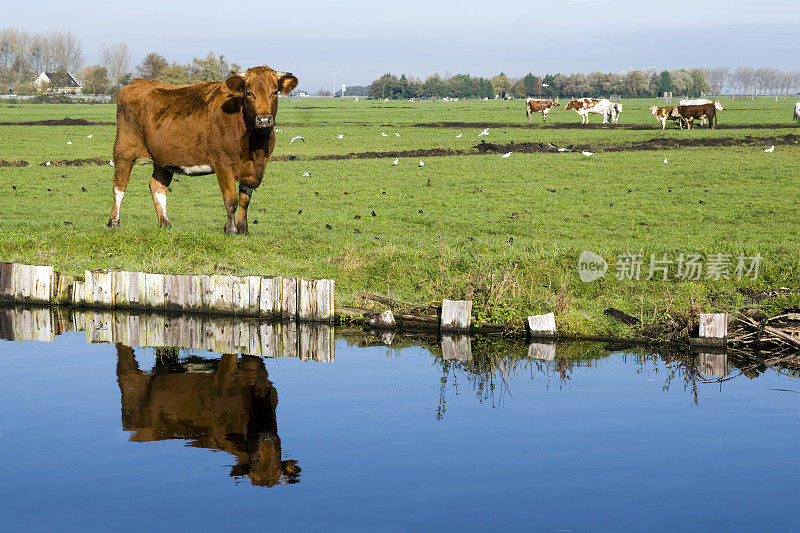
xmin=578 ymin=251 xmax=608 ymax=282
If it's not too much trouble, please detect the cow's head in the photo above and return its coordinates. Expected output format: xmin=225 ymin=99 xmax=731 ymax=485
xmin=552 ymin=97 xmax=560 ymax=107
xmin=565 ymin=100 xmax=576 ymax=110
xmin=225 ymin=66 xmax=299 ymax=129
xmin=649 ymin=106 xmax=658 ymax=115
xmin=714 ymin=101 xmax=724 ymax=110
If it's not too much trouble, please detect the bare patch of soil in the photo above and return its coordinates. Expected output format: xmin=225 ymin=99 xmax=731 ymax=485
xmin=0 ymin=118 xmax=114 ymax=126
xmin=38 ymin=157 xmax=111 ymax=166
xmin=0 ymin=160 xmax=29 ymax=167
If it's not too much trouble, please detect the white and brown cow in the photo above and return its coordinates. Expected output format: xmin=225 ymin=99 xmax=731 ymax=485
xmin=525 ymin=97 xmax=559 ymax=123
xmin=649 ymin=105 xmax=683 ymax=129
xmin=564 ymin=98 xmax=619 ymax=124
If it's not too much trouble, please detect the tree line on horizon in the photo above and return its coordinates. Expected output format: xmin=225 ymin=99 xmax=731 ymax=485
xmin=369 ymin=67 xmax=800 ymax=100
xmin=3 ymin=28 xmax=800 ymax=100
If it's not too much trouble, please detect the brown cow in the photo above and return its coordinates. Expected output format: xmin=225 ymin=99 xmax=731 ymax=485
xmin=526 ymin=97 xmax=559 ymax=123
xmin=116 ymin=345 xmax=300 ymax=487
xmin=674 ymin=103 xmax=718 ymax=129
xmin=108 ymin=66 xmax=298 ymax=234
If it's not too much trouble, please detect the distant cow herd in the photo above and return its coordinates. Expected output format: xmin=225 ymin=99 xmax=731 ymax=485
xmin=527 ymin=96 xmax=728 ymax=129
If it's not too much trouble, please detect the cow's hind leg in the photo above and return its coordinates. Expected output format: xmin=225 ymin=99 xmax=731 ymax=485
xmin=236 ymin=184 xmax=253 ymax=235
xmin=108 ymin=158 xmax=135 ymax=227
xmin=149 ymin=165 xmax=173 ymax=228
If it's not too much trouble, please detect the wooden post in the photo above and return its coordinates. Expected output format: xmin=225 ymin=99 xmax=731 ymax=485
xmin=231 ymin=276 xmax=250 ymax=315
xmin=85 ymin=269 xmax=115 ymax=308
xmin=208 ymin=274 xmax=234 ymax=314
xmin=528 ymin=313 xmax=557 ymax=339
xmin=143 ymin=273 xmax=166 ymax=310
xmin=441 ymin=333 xmax=472 ymax=361
xmin=14 ymin=307 xmax=54 ymax=342
xmin=440 ymin=299 xmax=472 ymax=331
xmin=298 ymin=279 xmax=335 ymax=322
xmin=212 ymin=318 xmax=235 ymax=353
xmin=692 ymin=313 xmax=728 ymax=347
xmin=281 ymin=277 xmax=298 ymax=319
xmin=71 ymin=279 xmax=86 ymax=308
xmin=528 ymin=342 xmax=556 ymax=361
xmin=245 ymin=276 xmax=262 ymax=317
xmin=113 ymin=271 xmax=142 ymax=309
xmin=54 ymin=274 xmax=73 ymax=305
xmin=164 ymin=274 xmax=185 ymax=312
xmin=259 ymin=276 xmax=282 ymax=317
xmin=0 ymin=262 xmax=14 ymax=302
xmin=14 ymin=264 xmax=53 ymax=304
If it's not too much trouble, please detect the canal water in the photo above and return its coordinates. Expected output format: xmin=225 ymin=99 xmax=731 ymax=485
xmin=0 ymin=308 xmax=797 ymax=531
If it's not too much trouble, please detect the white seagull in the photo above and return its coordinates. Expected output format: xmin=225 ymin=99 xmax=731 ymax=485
xmin=663 ymin=158 xmax=668 ymax=163
xmin=109 ymin=160 xmax=115 ymax=167
xmin=275 ymin=129 xmax=282 ymax=133
xmin=478 ymin=128 xmax=489 ymax=137
xmin=764 ymin=145 xmax=775 ymax=153
xmin=337 ymin=134 xmax=344 ymax=139
xmin=290 ymin=136 xmax=305 ymax=144
xmin=302 ymin=172 xmax=310 ymax=177
xmin=582 ymin=151 xmax=594 ymax=157
xmin=501 ymin=152 xmax=512 ymax=158
xmin=45 ymin=161 xmax=51 ymax=166
xmin=455 ymin=133 xmax=462 ymax=138
xmin=395 ymin=133 xmax=400 ymax=137
xmin=558 ymin=147 xmax=567 ymax=152
xmin=418 ymin=160 xmax=425 ymax=167
xmin=86 ymin=135 xmax=93 ymax=138
xmin=67 ymin=141 xmax=72 ymax=145
xmin=381 ymin=132 xmax=389 ymax=137
xmin=392 ymin=158 xmax=398 ymax=165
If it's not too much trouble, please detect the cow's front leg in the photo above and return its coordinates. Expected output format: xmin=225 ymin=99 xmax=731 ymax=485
xmin=236 ymin=184 xmax=253 ymax=235
xmin=149 ymin=165 xmax=173 ymax=228
xmin=216 ymin=170 xmax=238 ymax=235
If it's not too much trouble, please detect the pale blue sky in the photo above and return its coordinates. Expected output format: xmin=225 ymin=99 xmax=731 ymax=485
xmin=7 ymin=0 xmax=800 ymax=90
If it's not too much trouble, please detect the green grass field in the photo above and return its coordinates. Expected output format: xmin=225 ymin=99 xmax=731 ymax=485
xmin=0 ymin=97 xmax=798 ymax=338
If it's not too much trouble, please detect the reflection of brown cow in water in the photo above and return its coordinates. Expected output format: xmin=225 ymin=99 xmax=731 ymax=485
xmin=116 ymin=344 xmax=300 ymax=486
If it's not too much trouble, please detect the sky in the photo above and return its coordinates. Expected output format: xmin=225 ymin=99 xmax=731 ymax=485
xmin=6 ymin=0 xmax=800 ymax=91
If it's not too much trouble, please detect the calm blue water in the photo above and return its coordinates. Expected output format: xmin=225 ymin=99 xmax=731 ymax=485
xmin=0 ymin=332 xmax=797 ymax=532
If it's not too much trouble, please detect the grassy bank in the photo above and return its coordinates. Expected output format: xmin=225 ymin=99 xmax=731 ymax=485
xmin=0 ymin=98 xmax=797 ymax=338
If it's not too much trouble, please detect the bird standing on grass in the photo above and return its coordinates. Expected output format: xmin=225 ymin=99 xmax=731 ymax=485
xmin=764 ymin=145 xmax=775 ymax=153
xmin=582 ymin=151 xmax=594 ymax=157
xmin=501 ymin=152 xmax=512 ymax=158
xmin=290 ymin=136 xmax=305 ymax=144
xmin=478 ymin=128 xmax=489 ymax=137
xmin=419 ymin=160 xmax=425 ymax=167
xmin=392 ymin=158 xmax=398 ymax=165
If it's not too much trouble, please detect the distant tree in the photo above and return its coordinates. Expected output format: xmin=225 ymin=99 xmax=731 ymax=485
xmin=492 ymin=72 xmax=511 ymax=98
xmin=82 ymin=65 xmax=109 ymax=95
xmin=314 ymin=87 xmax=331 ymax=96
xmin=688 ymin=68 xmax=710 ymax=97
xmin=101 ymin=42 xmax=131 ymax=84
xmin=189 ymin=52 xmax=232 ymax=82
xmin=136 ymin=52 xmax=168 ymax=80
xmin=511 ymin=78 xmax=526 ymax=98
xmin=657 ymin=70 xmax=673 ymax=95
xmin=623 ymin=70 xmax=649 ymax=97
xmin=522 ymin=73 xmax=538 ymax=96
xmin=704 ymin=66 xmax=728 ymax=95
xmin=157 ymin=63 xmax=191 ymax=85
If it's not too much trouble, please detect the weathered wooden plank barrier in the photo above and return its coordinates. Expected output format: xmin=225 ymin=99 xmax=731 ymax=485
xmin=0 ymin=262 xmax=334 ymax=322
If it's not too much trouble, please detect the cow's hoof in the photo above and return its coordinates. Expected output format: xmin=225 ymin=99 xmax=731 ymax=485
xmin=107 ymin=218 xmax=119 ymax=227
xmin=224 ymin=226 xmax=238 ymax=235
xmin=236 ymin=224 xmax=249 ymax=236
xmin=159 ymin=218 xmax=171 ymax=228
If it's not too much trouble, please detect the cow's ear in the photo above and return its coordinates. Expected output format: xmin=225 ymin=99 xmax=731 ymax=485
xmin=276 ymin=72 xmax=298 ymax=95
xmin=225 ymin=75 xmax=246 ymax=96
